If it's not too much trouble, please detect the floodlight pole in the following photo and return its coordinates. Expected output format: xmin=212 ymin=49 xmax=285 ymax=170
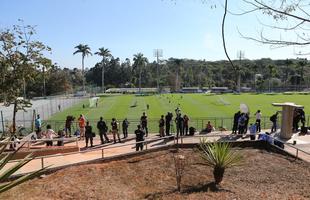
xmin=154 ymin=49 xmax=163 ymax=93
xmin=237 ymin=50 xmax=244 ymax=93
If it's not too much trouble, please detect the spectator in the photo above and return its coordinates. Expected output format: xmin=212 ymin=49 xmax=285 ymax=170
xmin=183 ymin=114 xmax=189 ymax=135
xmin=159 ymin=115 xmax=165 ymax=137
xmin=205 ymin=121 xmax=213 ymax=133
xmin=270 ymin=112 xmax=278 ymax=133
xmin=43 ymin=124 xmax=56 ymax=146
xmin=175 ymin=113 xmax=184 ymax=137
xmin=65 ymin=115 xmax=75 ymax=137
xmin=97 ymin=117 xmax=109 ymax=144
xmin=249 ymin=123 xmax=257 ymax=140
xmin=135 ymin=125 xmax=145 ymax=151
xmin=238 ymin=113 xmax=246 ymax=135
xmin=122 ymin=118 xmax=129 ymax=138
xmin=85 ymin=121 xmax=93 ymax=148
xmin=165 ymin=112 xmax=173 ymax=136
xmin=255 ymin=110 xmax=262 ymax=132
xmin=57 ymin=130 xmax=65 ymax=146
xmin=111 ymin=118 xmax=121 ymax=143
xmin=232 ymin=111 xmax=241 ymax=134
xmin=140 ymin=112 xmax=148 ymax=137
xmin=35 ymin=114 xmax=42 ymax=138
xmin=244 ymin=113 xmax=250 ymax=134
xmin=78 ymin=114 xmax=86 ymax=140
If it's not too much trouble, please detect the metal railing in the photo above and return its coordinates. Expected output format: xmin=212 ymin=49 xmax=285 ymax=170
xmin=4 ymin=114 xmax=309 ymax=138
xmin=2 ymin=132 xmax=309 ymax=176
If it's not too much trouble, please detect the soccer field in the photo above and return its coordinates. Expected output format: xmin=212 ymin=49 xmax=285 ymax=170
xmin=47 ymin=93 xmax=310 ymax=133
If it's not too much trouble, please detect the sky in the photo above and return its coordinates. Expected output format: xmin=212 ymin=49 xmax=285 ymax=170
xmin=0 ymin=0 xmax=308 ymax=69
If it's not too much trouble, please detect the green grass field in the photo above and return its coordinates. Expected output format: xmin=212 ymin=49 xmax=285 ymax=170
xmin=47 ymin=93 xmax=310 ymax=133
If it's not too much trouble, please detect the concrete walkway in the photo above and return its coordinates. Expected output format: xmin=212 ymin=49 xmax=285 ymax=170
xmin=2 ymin=130 xmax=310 ymax=176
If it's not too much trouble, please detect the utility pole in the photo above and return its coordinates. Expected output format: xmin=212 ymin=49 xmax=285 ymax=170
xmin=236 ymin=50 xmax=244 ymax=93
xmin=153 ymin=49 xmax=163 ymax=93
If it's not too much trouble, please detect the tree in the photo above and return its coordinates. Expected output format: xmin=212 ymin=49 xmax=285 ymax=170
xmin=173 ymin=59 xmax=182 ymax=92
xmin=199 ymin=140 xmax=243 ymax=185
xmin=268 ymin=64 xmax=276 ymax=92
xmin=238 ymin=0 xmax=310 ymax=53
xmin=133 ymin=53 xmax=148 ymax=94
xmin=95 ymin=47 xmax=112 ymax=93
xmin=0 ymin=22 xmax=51 ymax=133
xmin=73 ymin=44 xmax=92 ymax=92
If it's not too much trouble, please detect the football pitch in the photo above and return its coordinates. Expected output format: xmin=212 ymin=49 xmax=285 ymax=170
xmin=47 ymin=93 xmax=310 ymax=133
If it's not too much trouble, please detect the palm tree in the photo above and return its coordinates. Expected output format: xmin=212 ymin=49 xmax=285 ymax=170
xmin=173 ymin=59 xmax=182 ymax=92
xmin=268 ymin=64 xmax=276 ymax=92
xmin=95 ymin=47 xmax=112 ymax=93
xmin=73 ymin=44 xmax=92 ymax=92
xmin=199 ymin=140 xmax=243 ymax=185
xmin=133 ymin=53 xmax=148 ymax=94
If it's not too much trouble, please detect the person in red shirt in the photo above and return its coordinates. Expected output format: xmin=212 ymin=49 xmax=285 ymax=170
xmin=78 ymin=114 xmax=86 ymax=140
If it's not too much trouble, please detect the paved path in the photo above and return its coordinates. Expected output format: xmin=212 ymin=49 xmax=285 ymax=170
xmin=2 ymin=131 xmax=310 ymax=176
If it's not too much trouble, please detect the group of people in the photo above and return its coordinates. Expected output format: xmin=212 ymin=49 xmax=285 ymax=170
xmin=231 ymin=109 xmax=280 ymax=140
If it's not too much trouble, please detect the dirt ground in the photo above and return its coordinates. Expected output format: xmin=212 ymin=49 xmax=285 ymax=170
xmin=1 ymin=147 xmax=310 ymax=200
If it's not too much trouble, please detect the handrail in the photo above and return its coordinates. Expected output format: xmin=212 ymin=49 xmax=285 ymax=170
xmin=6 ymin=135 xmax=175 ymax=163
xmin=0 ymin=137 xmax=79 ymax=145
xmin=4 ymin=133 xmax=309 ymax=171
xmin=271 ymin=136 xmax=310 ymax=156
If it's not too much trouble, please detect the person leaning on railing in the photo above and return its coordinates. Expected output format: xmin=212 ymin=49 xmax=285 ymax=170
xmin=43 ymin=124 xmax=57 ymax=146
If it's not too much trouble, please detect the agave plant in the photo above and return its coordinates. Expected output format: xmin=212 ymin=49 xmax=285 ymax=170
xmin=199 ymin=139 xmax=243 ymax=185
xmin=0 ymin=137 xmax=47 ymax=193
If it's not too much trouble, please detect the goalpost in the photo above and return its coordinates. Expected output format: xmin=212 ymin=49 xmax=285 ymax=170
xmin=89 ymin=97 xmax=100 ymax=108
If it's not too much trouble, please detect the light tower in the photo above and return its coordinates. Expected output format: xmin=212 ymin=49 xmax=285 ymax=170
xmin=153 ymin=49 xmax=163 ymax=93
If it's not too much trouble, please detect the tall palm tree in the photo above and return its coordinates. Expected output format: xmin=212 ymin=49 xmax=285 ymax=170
xmin=133 ymin=53 xmax=148 ymax=94
xmin=73 ymin=44 xmax=92 ymax=92
xmin=95 ymin=47 xmax=112 ymax=93
xmin=173 ymin=59 xmax=182 ymax=92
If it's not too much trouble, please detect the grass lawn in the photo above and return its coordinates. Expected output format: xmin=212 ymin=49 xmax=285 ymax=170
xmin=46 ymin=93 xmax=310 ymax=133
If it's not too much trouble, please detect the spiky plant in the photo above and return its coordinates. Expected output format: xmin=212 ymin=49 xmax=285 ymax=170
xmin=0 ymin=138 xmax=47 ymax=193
xmin=199 ymin=139 xmax=243 ymax=185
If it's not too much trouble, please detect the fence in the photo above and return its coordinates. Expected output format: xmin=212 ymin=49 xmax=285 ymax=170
xmin=0 ymin=97 xmax=86 ymax=133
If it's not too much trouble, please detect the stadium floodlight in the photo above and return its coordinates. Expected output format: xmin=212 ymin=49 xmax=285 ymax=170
xmin=153 ymin=49 xmax=163 ymax=93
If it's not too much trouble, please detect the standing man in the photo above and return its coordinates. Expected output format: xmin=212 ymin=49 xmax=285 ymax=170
xmin=97 ymin=117 xmax=109 ymax=144
xmin=255 ymin=110 xmax=262 ymax=132
xmin=232 ymin=111 xmax=241 ymax=134
xmin=65 ymin=115 xmax=74 ymax=137
xmin=165 ymin=112 xmax=172 ymax=136
xmin=111 ymin=118 xmax=121 ymax=143
xmin=238 ymin=113 xmax=246 ymax=135
xmin=159 ymin=115 xmax=165 ymax=137
xmin=85 ymin=121 xmax=94 ymax=148
xmin=35 ymin=114 xmax=42 ymax=138
xmin=175 ymin=113 xmax=184 ymax=137
xmin=122 ymin=118 xmax=129 ymax=138
xmin=270 ymin=112 xmax=278 ymax=133
xmin=140 ymin=112 xmax=148 ymax=137
xmin=183 ymin=114 xmax=189 ymax=135
xmin=135 ymin=125 xmax=145 ymax=151
xmin=78 ymin=114 xmax=86 ymax=140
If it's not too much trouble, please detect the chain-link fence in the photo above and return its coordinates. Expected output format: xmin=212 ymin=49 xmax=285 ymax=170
xmin=0 ymin=97 xmax=85 ymax=133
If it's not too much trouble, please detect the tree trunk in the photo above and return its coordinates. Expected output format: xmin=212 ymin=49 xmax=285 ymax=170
xmin=139 ymin=68 xmax=142 ymax=94
xmin=102 ymin=61 xmax=105 ymax=93
xmin=12 ymin=101 xmax=17 ymax=135
xmin=82 ymin=55 xmax=85 ymax=92
xmin=213 ymin=166 xmax=225 ymax=185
